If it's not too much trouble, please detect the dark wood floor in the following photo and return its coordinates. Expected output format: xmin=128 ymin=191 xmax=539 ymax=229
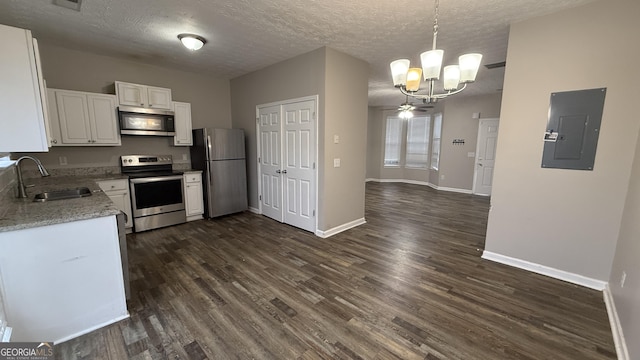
xmin=55 ymin=182 xmax=616 ymax=359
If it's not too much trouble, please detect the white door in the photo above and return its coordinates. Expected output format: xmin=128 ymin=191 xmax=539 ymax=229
xmin=258 ymin=105 xmax=283 ymax=222
xmin=473 ymin=118 xmax=500 ymax=196
xmin=282 ymin=100 xmax=316 ymax=232
xmin=258 ymin=98 xmax=317 ymax=233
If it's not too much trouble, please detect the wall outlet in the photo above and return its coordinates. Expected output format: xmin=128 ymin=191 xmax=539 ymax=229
xmin=333 ymin=158 xmax=341 ymax=167
xmin=620 ymin=271 xmax=627 ymax=288
xmin=182 ymin=153 xmax=188 ymax=161
xmin=59 ymin=156 xmax=67 ymax=165
xmin=440 ymin=174 xmax=445 ymax=180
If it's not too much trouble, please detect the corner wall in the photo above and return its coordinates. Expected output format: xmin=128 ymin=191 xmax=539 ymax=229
xmin=321 ymin=48 xmax=369 ymax=231
xmin=608 ymin=122 xmax=640 ymax=359
xmin=485 ymin=0 xmax=640 ymax=282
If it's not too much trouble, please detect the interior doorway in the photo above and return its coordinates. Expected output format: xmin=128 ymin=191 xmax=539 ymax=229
xmin=473 ymin=118 xmax=500 ymax=196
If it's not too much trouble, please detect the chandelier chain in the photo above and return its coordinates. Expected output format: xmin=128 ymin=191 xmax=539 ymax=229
xmin=432 ymin=0 xmax=439 ymax=51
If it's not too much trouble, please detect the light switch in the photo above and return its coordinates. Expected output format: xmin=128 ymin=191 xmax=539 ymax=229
xmin=334 ymin=135 xmax=340 ymax=144
xmin=333 ymin=158 xmax=341 ymax=167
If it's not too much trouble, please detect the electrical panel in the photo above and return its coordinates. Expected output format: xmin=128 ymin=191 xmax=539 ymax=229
xmin=541 ymin=88 xmax=607 ymax=170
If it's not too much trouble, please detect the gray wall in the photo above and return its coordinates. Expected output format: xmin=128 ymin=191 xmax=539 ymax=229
xmin=437 ymin=93 xmax=502 ymax=190
xmin=609 ymin=123 xmax=640 ymax=359
xmin=485 ymin=0 xmax=640 ymax=281
xmin=230 ymin=47 xmax=368 ymax=232
xmin=366 ymin=92 xmax=501 ymax=191
xmin=230 ymin=47 xmax=325 ymax=211
xmin=17 ymin=41 xmax=231 ymax=169
xmin=321 ymin=48 xmax=369 ymax=230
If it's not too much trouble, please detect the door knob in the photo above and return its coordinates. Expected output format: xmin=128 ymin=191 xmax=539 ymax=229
xmin=276 ymin=170 xmax=281 ymax=174
xmin=282 ymin=170 xmax=287 ymax=174
xmin=478 ymin=163 xmax=483 ymax=167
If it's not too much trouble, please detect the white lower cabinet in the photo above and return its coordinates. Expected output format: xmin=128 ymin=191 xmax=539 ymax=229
xmin=184 ymin=171 xmax=204 ymax=221
xmin=97 ymin=179 xmax=133 ymax=231
xmin=0 ymin=216 xmax=128 ymax=343
xmin=47 ymin=88 xmax=121 ymax=146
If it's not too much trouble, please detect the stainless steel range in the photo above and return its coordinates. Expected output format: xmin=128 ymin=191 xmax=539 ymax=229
xmin=121 ymin=155 xmax=186 ymax=232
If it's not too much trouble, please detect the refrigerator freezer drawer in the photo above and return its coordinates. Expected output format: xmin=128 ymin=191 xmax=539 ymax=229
xmin=207 ymin=159 xmax=248 ymax=217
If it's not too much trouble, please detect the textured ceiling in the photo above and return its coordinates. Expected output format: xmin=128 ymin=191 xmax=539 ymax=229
xmin=0 ymin=0 xmax=594 ymax=107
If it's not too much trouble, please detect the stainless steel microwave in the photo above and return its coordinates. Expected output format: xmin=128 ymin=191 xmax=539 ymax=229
xmin=118 ymin=106 xmax=175 ymax=136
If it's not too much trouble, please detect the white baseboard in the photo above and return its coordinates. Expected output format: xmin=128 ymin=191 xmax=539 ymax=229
xmin=248 ymin=207 xmax=260 ymax=214
xmin=54 ymin=313 xmax=129 ymax=344
xmin=316 ymin=218 xmax=366 ymax=238
xmin=481 ymin=251 xmax=607 ymax=290
xmin=603 ymin=285 xmax=629 ymax=360
xmin=366 ymin=178 xmax=472 ymax=194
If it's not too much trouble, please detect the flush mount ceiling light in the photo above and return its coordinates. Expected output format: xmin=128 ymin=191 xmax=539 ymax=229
xmin=178 ymin=34 xmax=207 ymax=51
xmin=390 ymin=0 xmax=482 ymax=103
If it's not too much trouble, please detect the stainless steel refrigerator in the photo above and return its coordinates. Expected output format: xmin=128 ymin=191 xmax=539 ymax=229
xmin=190 ymin=128 xmax=248 ymax=218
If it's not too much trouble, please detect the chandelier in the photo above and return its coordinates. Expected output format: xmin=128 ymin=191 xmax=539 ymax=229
xmin=390 ymin=0 xmax=482 ymax=103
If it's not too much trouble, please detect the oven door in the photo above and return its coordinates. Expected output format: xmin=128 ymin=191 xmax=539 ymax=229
xmin=129 ymin=175 xmax=185 ymax=217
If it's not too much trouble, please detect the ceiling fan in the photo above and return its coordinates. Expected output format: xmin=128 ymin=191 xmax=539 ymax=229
xmin=383 ymin=95 xmax=434 ymax=118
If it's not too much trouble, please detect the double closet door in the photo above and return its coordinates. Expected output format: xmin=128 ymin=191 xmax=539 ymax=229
xmin=258 ymin=97 xmax=317 ymax=233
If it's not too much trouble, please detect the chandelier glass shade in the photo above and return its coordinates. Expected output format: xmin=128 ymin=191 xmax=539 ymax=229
xmin=390 ymin=0 xmax=482 ymax=103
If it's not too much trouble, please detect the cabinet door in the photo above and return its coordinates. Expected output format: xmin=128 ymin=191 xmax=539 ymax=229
xmin=0 ymin=25 xmax=49 ymax=152
xmin=107 ymin=191 xmax=133 ymax=228
xmin=173 ymin=101 xmax=193 ymax=146
xmin=147 ymin=86 xmax=172 ymax=109
xmin=98 ymin=179 xmax=133 ymax=229
xmin=56 ymin=91 xmax=93 ymax=145
xmin=185 ymin=181 xmax=204 ymax=217
xmin=116 ymin=82 xmax=147 ymax=107
xmin=87 ymin=94 xmax=120 ymax=145
xmin=46 ymin=88 xmax=63 ymax=146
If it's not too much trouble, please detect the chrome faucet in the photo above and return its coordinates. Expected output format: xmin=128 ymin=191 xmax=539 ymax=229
xmin=15 ymin=156 xmax=50 ymax=198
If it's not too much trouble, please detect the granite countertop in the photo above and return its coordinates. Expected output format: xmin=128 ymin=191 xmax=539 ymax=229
xmin=0 ymin=175 xmax=128 ymax=233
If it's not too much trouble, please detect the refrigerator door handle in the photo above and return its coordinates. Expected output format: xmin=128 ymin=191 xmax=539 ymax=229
xmin=206 ymin=135 xmax=212 ymax=161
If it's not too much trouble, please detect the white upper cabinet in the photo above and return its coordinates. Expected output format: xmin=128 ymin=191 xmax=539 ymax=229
xmin=0 ymin=24 xmax=50 ymax=152
xmin=115 ymin=81 xmax=172 ymax=110
xmin=48 ymin=89 xmax=121 ymax=146
xmin=173 ymin=101 xmax=193 ymax=146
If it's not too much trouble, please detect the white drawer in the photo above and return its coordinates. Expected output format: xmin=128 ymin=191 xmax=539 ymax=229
xmin=98 ymin=179 xmax=128 ymax=192
xmin=184 ymin=172 xmax=201 ymax=183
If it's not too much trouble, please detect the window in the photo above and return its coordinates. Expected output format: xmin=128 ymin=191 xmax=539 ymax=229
xmin=405 ymin=116 xmax=430 ymax=168
xmin=430 ymin=113 xmax=443 ymax=170
xmin=384 ymin=117 xmax=402 ymax=166
xmin=384 ymin=115 xmax=431 ymax=168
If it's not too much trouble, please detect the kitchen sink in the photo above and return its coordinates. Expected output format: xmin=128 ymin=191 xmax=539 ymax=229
xmin=33 ymin=187 xmax=92 ymax=202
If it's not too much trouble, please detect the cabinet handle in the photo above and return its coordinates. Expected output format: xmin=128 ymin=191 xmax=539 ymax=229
xmin=87 ymin=140 xmax=91 ymax=143
xmin=140 ymin=103 xmax=144 ymax=106
xmin=52 ymin=139 xmax=57 ymax=144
